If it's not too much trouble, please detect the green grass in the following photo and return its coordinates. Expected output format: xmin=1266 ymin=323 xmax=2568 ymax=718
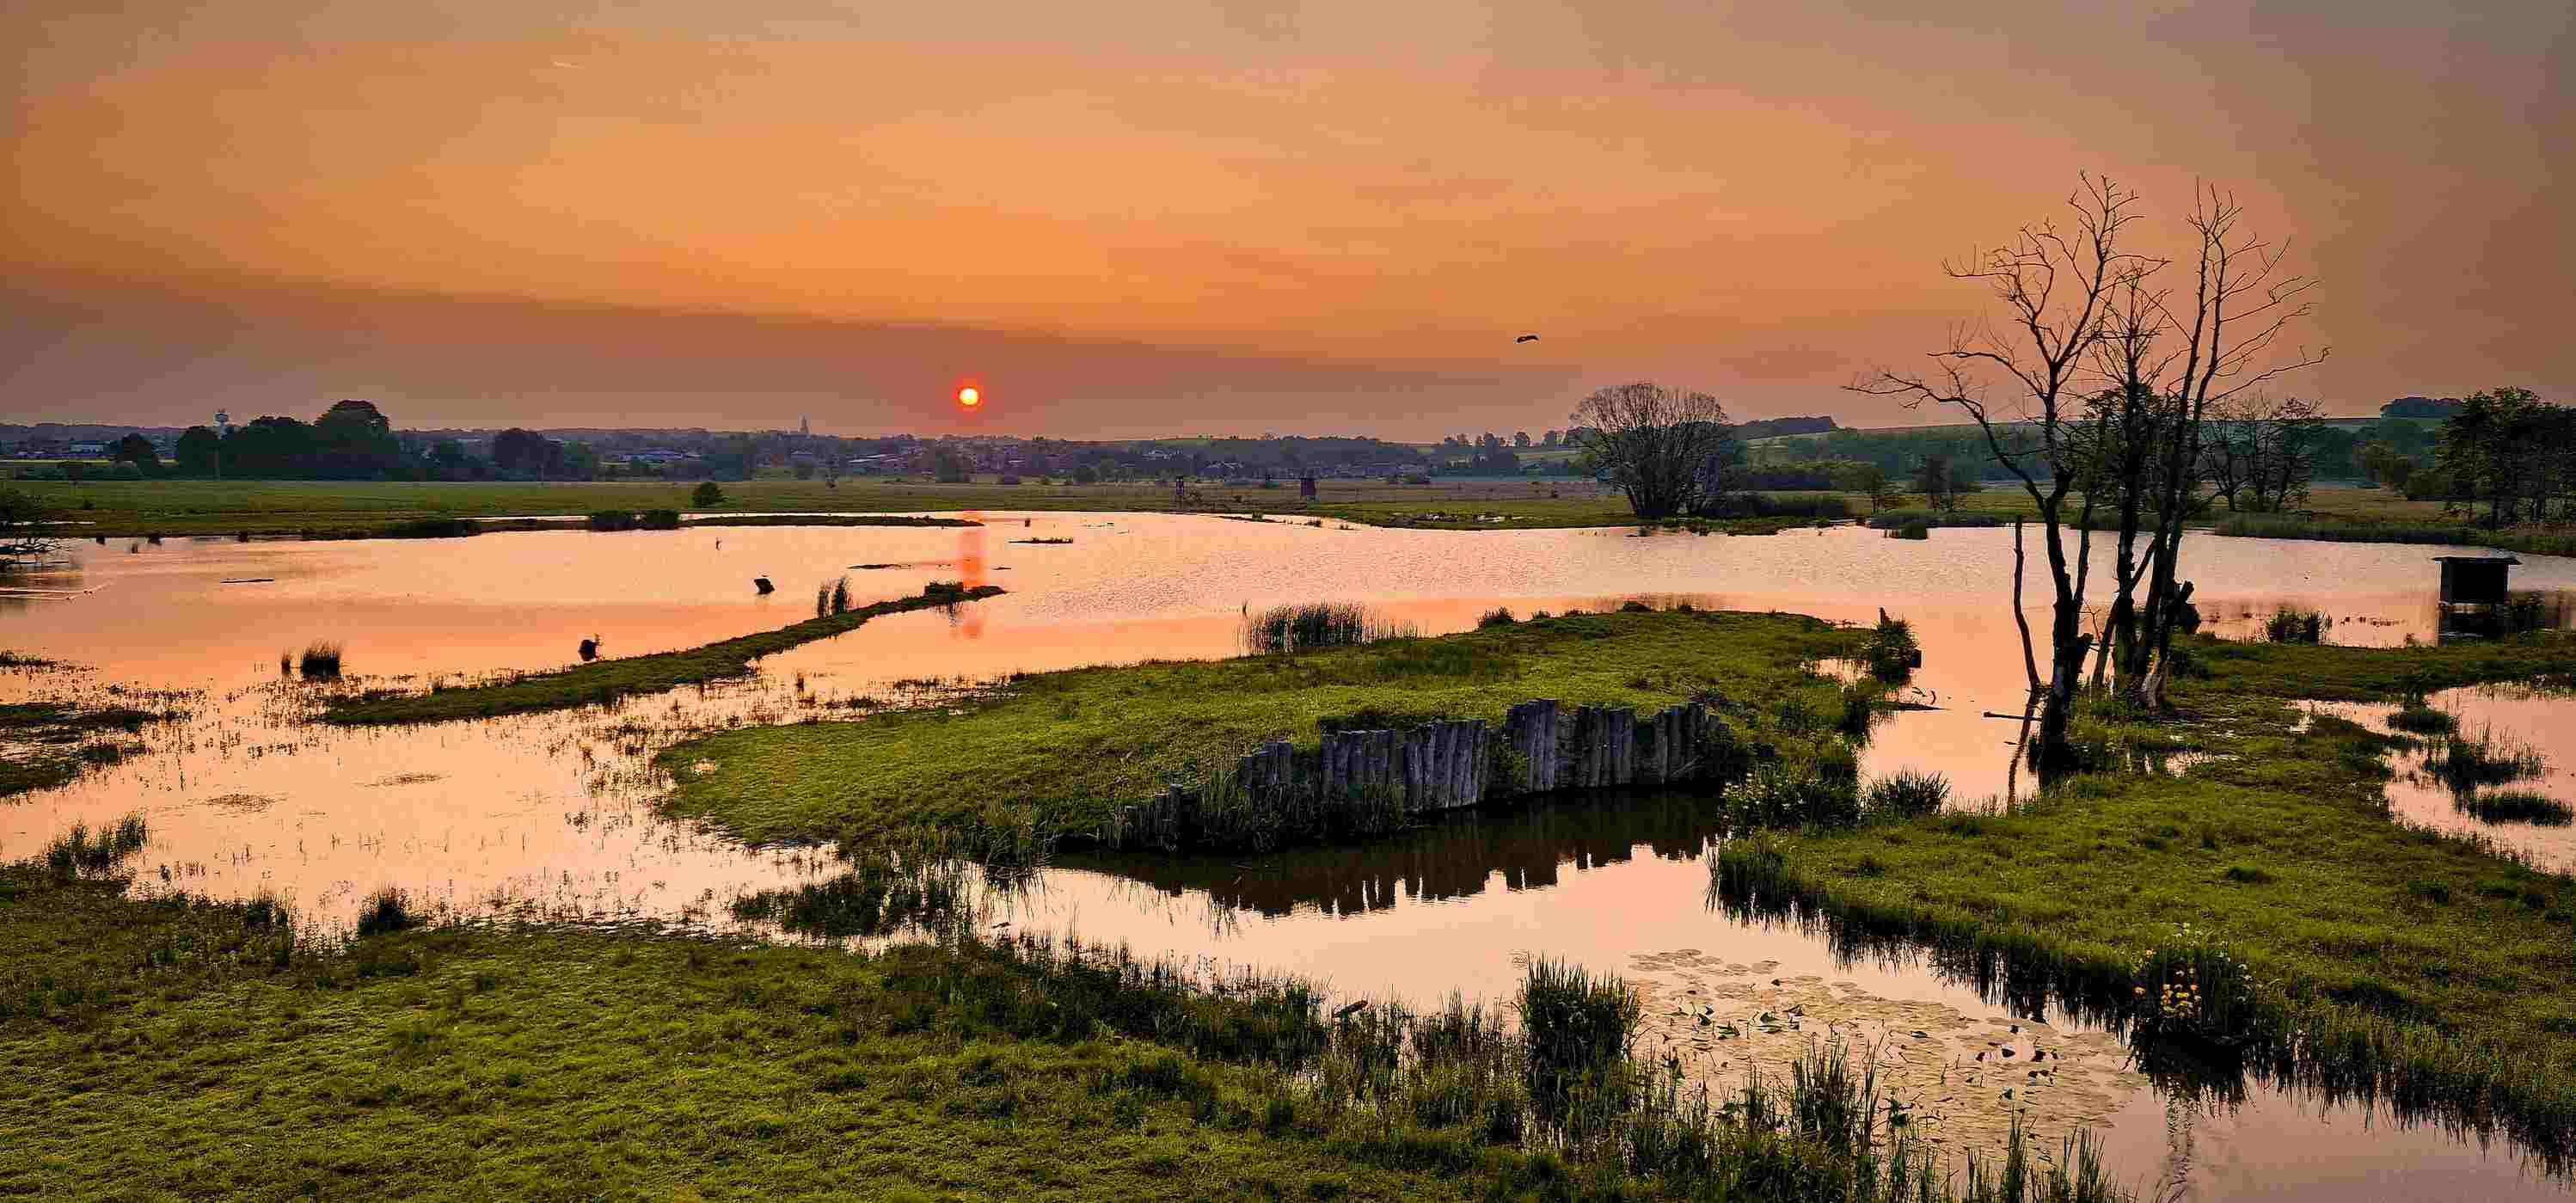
xmin=0 ymin=843 xmax=2121 ymax=1201
xmin=1711 ymin=630 xmax=2576 ymax=1165
xmin=2213 ymin=513 xmax=2576 ymax=558
xmin=21 ymin=474 xmax=2519 ymax=545
xmin=657 ymin=609 xmax=1870 ymax=850
xmin=322 ymin=583 xmax=1003 ymax=725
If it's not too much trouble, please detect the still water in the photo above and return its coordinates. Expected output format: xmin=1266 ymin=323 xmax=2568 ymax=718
xmin=5 ymin=515 xmax=2573 ymax=1200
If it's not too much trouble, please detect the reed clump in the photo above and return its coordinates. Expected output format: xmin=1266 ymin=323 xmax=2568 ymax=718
xmin=43 ymin=813 xmax=149 ymax=878
xmin=296 ymin=641 xmax=344 ymax=679
xmin=1242 ymin=603 xmax=1415 ymax=654
xmin=815 ymin=575 xmax=853 ymax=617
xmin=1864 ymin=770 xmax=1950 ymax=819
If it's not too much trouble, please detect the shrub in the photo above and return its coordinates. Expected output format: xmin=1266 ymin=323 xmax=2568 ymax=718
xmin=2262 ymin=606 xmax=2328 ymax=644
xmin=355 ymin=888 xmax=417 ymax=936
xmin=1892 ymin=521 xmax=1930 ymax=541
xmin=1475 ymin=607 xmax=1517 ymax=629
xmin=1863 ymin=770 xmax=1949 ymax=819
xmin=1861 ymin=611 xmax=1920 ymax=680
xmin=691 ymin=482 xmax=726 ymax=507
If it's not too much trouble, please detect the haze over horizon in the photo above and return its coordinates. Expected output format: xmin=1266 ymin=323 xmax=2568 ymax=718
xmin=5 ymin=0 xmax=2567 ymax=439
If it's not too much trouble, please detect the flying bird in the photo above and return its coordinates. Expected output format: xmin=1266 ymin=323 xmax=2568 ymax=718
xmin=1515 ymin=334 xmax=1540 ymax=343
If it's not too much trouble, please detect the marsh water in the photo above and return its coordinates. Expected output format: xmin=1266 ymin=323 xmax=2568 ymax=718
xmin=6 ymin=514 xmax=2575 ymax=1200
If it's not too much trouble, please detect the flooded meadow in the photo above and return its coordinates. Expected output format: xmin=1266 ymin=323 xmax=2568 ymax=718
xmin=6 ymin=513 xmax=2575 ymax=1200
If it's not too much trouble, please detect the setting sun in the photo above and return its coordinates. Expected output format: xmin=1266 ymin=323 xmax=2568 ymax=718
xmin=957 ymin=386 xmax=981 ymax=408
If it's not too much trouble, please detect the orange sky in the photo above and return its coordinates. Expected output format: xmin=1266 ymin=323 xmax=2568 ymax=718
xmin=4 ymin=0 xmax=2567 ymax=437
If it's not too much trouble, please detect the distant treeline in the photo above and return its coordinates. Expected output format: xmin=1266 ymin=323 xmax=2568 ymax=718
xmin=1753 ymin=418 xmax=2444 ymax=486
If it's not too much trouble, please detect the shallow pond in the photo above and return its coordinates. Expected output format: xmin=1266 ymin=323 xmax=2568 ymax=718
xmin=5 ymin=514 xmax=2573 ymax=1200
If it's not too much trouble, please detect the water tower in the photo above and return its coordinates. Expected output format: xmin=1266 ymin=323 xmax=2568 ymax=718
xmin=215 ymin=409 xmax=232 ymax=436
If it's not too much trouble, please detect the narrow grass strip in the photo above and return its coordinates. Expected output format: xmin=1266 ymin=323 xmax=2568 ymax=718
xmin=321 ymin=583 xmax=1003 ymax=725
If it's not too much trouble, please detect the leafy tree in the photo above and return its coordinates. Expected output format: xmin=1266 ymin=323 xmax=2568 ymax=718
xmin=223 ymin=417 xmax=319 ymax=478
xmin=108 ymin=434 xmax=158 ymax=472
xmin=426 ymin=439 xmax=480 ymax=481
xmin=491 ymin=428 xmax=561 ymax=478
xmin=174 ymin=427 xmax=222 ymax=476
xmin=1911 ymin=454 xmax=1966 ymax=512
xmin=2437 ymin=387 xmax=2568 ymax=527
xmin=0 ymin=486 xmax=59 ymax=558
xmin=313 ymin=400 xmax=402 ymax=479
xmin=691 ymin=481 xmax=726 ymax=507
xmin=1836 ymin=462 xmax=1900 ymax=513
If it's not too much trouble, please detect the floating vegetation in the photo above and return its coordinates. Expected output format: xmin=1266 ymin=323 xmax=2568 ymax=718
xmin=203 ymin=792 xmax=279 ymax=813
xmin=728 ymin=851 xmax=969 ymax=939
xmin=360 ymin=772 xmax=446 ymax=788
xmin=2459 ymin=789 xmax=2574 ymax=826
xmin=2389 ymin=701 xmax=2458 ymax=735
xmin=2425 ymin=727 xmax=2547 ymax=799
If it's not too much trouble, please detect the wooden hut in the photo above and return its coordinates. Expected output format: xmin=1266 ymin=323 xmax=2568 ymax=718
xmin=2433 ymin=555 xmax=2518 ymax=606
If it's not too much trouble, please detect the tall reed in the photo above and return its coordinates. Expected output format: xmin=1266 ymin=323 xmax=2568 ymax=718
xmin=1241 ymin=602 xmax=1415 ymax=654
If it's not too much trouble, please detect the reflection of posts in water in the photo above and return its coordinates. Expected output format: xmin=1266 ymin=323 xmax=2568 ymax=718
xmin=954 ymin=515 xmax=985 ymax=638
xmin=1079 ymin=787 xmax=1728 ymax=919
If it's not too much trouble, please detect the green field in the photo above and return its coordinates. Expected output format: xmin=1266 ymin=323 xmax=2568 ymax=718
xmin=5 ymin=474 xmax=2519 ymax=546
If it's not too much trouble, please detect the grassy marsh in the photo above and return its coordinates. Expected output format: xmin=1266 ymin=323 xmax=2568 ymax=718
xmin=0 ymin=834 xmax=2125 ymax=1201
xmin=1712 ymin=631 xmax=2576 ymax=1166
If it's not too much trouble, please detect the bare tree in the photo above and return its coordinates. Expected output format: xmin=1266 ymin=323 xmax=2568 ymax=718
xmin=1570 ymin=383 xmax=1733 ymax=520
xmin=0 ymin=487 xmax=61 ymax=565
xmin=2125 ymin=190 xmax=2326 ymax=706
xmin=1851 ymin=176 xmax=2149 ymax=778
xmin=1857 ymin=180 xmax=2326 ymax=761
